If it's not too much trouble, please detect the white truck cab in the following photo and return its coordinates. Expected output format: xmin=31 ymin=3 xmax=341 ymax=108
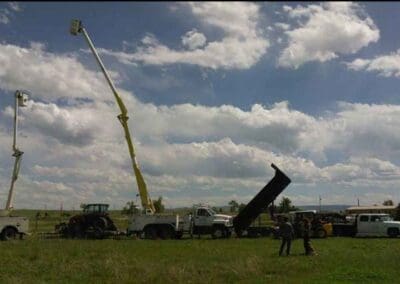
xmin=356 ymin=213 xmax=400 ymax=237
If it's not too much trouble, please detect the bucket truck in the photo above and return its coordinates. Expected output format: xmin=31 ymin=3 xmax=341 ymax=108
xmin=0 ymin=90 xmax=29 ymax=240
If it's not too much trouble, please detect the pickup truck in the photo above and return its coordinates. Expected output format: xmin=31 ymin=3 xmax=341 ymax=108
xmin=355 ymin=213 xmax=400 ymax=237
xmin=0 ymin=215 xmax=29 ymax=240
xmin=333 ymin=213 xmax=400 ymax=237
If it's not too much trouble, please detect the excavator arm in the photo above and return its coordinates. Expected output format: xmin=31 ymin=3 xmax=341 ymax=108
xmin=70 ymin=20 xmax=155 ymax=214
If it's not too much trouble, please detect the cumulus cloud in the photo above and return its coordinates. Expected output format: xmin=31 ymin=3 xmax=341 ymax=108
xmin=278 ymin=2 xmax=379 ymax=68
xmin=0 ymin=42 xmax=112 ymax=102
xmin=0 ymin=2 xmax=21 ymax=24
xmin=181 ymin=29 xmax=207 ymax=50
xmin=98 ymin=2 xmax=269 ymax=70
xmin=2 ymin=39 xmax=400 ymax=208
xmin=346 ymin=49 xmax=400 ymax=77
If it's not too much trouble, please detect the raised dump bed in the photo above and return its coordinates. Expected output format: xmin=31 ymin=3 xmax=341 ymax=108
xmin=233 ymin=164 xmax=291 ymax=237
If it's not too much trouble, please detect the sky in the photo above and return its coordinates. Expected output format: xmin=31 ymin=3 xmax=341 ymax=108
xmin=1 ymin=2 xmax=400 ymax=210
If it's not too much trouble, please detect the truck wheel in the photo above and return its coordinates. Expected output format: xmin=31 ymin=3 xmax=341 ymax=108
xmin=2 ymin=227 xmax=17 ymax=241
xmin=388 ymin=228 xmax=399 ymax=238
xmin=144 ymin=226 xmax=157 ymax=240
xmin=159 ymin=227 xmax=174 ymax=240
xmin=212 ymin=226 xmax=225 ymax=239
xmin=316 ymin=228 xmax=327 ymax=238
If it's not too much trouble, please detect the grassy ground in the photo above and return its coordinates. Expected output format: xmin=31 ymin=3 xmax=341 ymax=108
xmin=1 ymin=210 xmax=398 ymax=283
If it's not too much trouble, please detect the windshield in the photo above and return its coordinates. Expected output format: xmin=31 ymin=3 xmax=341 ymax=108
xmin=208 ymin=208 xmax=216 ymax=215
xmin=381 ymin=215 xmax=393 ymax=221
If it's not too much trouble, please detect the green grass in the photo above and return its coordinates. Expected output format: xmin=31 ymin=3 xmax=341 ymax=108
xmin=1 ymin=210 xmax=399 ymax=283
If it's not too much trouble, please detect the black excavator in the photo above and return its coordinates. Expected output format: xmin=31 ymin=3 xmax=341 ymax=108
xmin=55 ymin=204 xmax=119 ymax=239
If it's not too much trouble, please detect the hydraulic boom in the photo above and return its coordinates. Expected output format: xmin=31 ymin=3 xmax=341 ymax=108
xmin=70 ymin=19 xmax=155 ymax=214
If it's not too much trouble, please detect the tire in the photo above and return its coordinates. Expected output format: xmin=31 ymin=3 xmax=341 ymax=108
xmin=93 ymin=217 xmax=108 ymax=230
xmin=316 ymin=228 xmax=327 ymax=239
xmin=159 ymin=226 xmax=174 ymax=240
xmin=388 ymin=228 xmax=399 ymax=238
xmin=144 ymin=226 xmax=157 ymax=240
xmin=2 ymin=227 xmax=17 ymax=241
xmin=211 ymin=226 xmax=225 ymax=239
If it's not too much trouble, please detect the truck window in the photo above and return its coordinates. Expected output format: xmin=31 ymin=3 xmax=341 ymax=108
xmin=371 ymin=215 xmax=381 ymax=222
xmin=197 ymin=209 xmax=210 ymax=217
xmin=359 ymin=215 xmax=369 ymax=222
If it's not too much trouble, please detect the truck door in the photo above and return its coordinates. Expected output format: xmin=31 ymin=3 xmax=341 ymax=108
xmin=370 ymin=215 xmax=383 ymax=236
xmin=194 ymin=208 xmax=212 ymax=227
xmin=357 ymin=215 xmax=370 ymax=235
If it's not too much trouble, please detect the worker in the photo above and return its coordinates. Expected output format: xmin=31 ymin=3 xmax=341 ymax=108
xmin=279 ymin=216 xmax=294 ymax=256
xmin=302 ymin=218 xmax=316 ymax=256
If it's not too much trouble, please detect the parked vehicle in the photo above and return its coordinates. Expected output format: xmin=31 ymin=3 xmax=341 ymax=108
xmin=55 ymin=204 xmax=120 ymax=239
xmin=289 ymin=210 xmax=333 ymax=238
xmin=0 ymin=215 xmax=29 ymax=240
xmin=128 ymin=205 xmax=233 ymax=239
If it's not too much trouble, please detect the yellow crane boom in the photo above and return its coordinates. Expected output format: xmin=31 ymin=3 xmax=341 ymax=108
xmin=70 ymin=19 xmax=155 ymax=214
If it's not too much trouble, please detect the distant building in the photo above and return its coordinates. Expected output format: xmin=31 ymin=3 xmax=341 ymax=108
xmin=346 ymin=205 xmax=397 ymax=215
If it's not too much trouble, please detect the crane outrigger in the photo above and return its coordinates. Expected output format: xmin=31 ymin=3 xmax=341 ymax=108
xmin=70 ymin=20 xmax=155 ymax=214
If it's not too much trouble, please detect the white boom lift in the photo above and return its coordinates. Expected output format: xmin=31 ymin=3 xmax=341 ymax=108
xmin=0 ymin=90 xmax=29 ymax=240
xmin=3 ymin=90 xmax=29 ymax=213
xmin=69 ymin=19 xmax=155 ymax=214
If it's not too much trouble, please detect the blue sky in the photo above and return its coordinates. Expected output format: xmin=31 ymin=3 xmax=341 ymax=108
xmin=1 ymin=2 xmax=400 ymax=209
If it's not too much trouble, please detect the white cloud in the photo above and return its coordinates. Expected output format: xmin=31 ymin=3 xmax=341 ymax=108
xmin=0 ymin=2 xmax=21 ymax=25
xmin=346 ymin=49 xmax=400 ymax=77
xmin=274 ymin=22 xmax=290 ymax=31
xmin=98 ymin=2 xmax=269 ymax=70
xmin=181 ymin=29 xmax=207 ymax=50
xmin=2 ymin=40 xmax=400 ymax=209
xmin=8 ymin=2 xmax=20 ymax=12
xmin=278 ymin=2 xmax=379 ymax=69
xmin=0 ymin=42 xmax=112 ymax=102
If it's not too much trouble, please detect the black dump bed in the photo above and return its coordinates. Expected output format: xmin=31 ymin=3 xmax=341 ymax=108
xmin=233 ymin=163 xmax=291 ymax=236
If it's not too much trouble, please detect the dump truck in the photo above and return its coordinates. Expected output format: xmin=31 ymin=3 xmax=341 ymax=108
xmin=128 ymin=164 xmax=291 ymax=239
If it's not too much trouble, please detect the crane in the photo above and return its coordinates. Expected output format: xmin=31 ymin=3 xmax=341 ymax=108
xmin=69 ymin=19 xmax=155 ymax=214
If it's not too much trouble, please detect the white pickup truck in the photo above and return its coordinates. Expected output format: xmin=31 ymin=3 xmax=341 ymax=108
xmin=0 ymin=216 xmax=29 ymax=240
xmin=127 ymin=205 xmax=233 ymax=239
xmin=355 ymin=213 xmax=400 ymax=237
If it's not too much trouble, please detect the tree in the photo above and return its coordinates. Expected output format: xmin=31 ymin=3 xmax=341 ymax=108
xmin=153 ymin=196 xmax=165 ymax=213
xmin=395 ymin=203 xmax=400 ymax=221
xmin=383 ymin=200 xmax=394 ymax=206
xmin=121 ymin=201 xmax=139 ymax=215
xmin=238 ymin=203 xmax=247 ymax=212
xmin=277 ymin=197 xmax=298 ymax=213
xmin=229 ymin=200 xmax=239 ymax=212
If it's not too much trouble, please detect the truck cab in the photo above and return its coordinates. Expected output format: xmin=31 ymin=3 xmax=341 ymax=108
xmin=356 ymin=213 xmax=400 ymax=237
xmin=191 ymin=206 xmax=233 ymax=238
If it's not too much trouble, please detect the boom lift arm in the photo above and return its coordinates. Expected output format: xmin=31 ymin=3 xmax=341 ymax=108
xmin=69 ymin=20 xmax=155 ymax=214
xmin=4 ymin=91 xmax=29 ymax=212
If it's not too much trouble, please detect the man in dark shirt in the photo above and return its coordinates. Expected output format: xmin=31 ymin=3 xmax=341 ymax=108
xmin=279 ymin=217 xmax=294 ymax=256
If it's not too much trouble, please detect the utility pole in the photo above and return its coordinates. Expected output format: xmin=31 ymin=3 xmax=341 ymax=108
xmin=319 ymin=195 xmax=322 ymax=212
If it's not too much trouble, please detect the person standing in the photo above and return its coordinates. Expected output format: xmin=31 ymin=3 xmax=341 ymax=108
xmin=279 ymin=216 xmax=294 ymax=256
xmin=302 ymin=218 xmax=316 ymax=255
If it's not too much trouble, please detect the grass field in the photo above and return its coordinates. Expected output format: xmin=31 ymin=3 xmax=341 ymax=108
xmin=1 ymin=211 xmax=399 ymax=283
